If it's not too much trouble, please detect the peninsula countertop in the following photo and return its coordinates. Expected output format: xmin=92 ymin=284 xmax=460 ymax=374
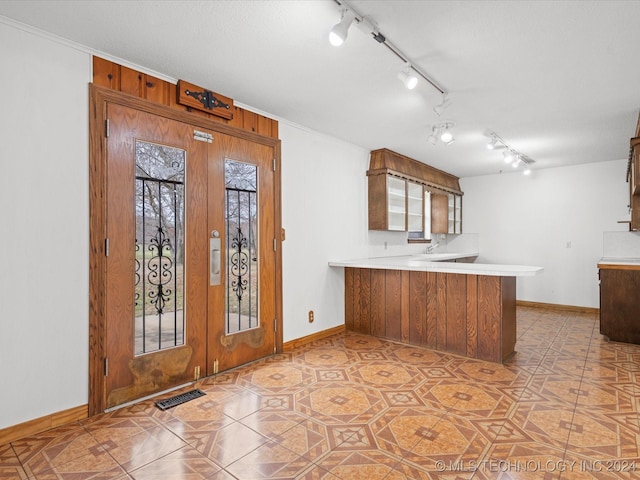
xmin=329 ymin=254 xmax=544 ymax=277
xmin=598 ymin=257 xmax=640 ymax=268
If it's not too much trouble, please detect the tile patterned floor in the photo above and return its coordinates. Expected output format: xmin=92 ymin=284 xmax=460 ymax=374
xmin=2 ymin=306 xmax=640 ymax=479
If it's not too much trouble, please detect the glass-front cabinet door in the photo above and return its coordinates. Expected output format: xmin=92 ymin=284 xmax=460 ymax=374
xmin=387 ymin=176 xmax=406 ymax=231
xmin=407 ymin=181 xmax=424 ymax=232
xmin=447 ymin=193 xmax=462 ymax=234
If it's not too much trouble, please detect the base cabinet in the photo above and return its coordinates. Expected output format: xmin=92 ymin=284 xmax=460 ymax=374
xmin=600 ymin=266 xmax=640 ymax=344
xmin=344 ymin=267 xmax=516 ymax=363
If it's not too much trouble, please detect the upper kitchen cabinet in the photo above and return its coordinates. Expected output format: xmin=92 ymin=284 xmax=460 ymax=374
xmin=430 ymin=192 xmax=462 ymax=234
xmin=367 ymin=148 xmax=463 ymax=235
xmin=629 ymin=136 xmax=640 ymax=231
xmin=368 ymin=174 xmax=407 ymax=231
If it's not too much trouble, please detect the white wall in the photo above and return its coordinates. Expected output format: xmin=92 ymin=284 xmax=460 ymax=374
xmin=279 ymin=122 xmax=370 ymax=342
xmin=0 ymin=21 xmax=90 ymax=429
xmin=461 ymin=160 xmax=629 ymax=308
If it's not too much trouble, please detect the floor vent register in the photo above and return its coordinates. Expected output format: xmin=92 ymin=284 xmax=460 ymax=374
xmin=155 ymin=389 xmax=206 ymax=410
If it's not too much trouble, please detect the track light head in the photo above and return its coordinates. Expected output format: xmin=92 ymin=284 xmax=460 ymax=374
xmin=433 ymin=94 xmax=451 ymax=116
xmin=329 ymin=9 xmax=356 ymax=46
xmin=427 ymin=122 xmax=455 ymax=146
xmin=487 ymin=136 xmax=498 ymax=150
xmin=440 ymin=130 xmax=453 ymax=144
xmin=397 ymin=65 xmax=418 ymax=90
xmin=440 ymin=122 xmax=455 ymax=145
xmin=427 ymin=126 xmax=440 ymax=145
xmin=512 ymin=155 xmax=522 ymax=168
xmin=503 ymin=150 xmax=514 ymax=164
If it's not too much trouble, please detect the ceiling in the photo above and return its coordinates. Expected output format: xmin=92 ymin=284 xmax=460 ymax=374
xmin=1 ymin=0 xmax=640 ymax=178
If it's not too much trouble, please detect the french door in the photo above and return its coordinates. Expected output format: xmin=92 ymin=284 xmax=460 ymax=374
xmin=93 ymin=94 xmax=279 ymax=411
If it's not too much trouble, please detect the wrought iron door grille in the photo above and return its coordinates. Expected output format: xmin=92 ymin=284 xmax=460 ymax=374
xmin=134 ymin=141 xmax=186 ymax=355
xmin=225 ymin=159 xmax=258 ymax=334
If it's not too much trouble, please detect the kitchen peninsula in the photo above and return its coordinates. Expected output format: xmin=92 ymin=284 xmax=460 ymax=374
xmin=329 ymin=256 xmax=543 ymax=363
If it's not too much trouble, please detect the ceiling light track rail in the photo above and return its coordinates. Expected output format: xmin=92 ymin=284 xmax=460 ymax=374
xmin=486 ymin=130 xmax=535 ymax=174
xmin=332 ymin=0 xmax=446 ymax=95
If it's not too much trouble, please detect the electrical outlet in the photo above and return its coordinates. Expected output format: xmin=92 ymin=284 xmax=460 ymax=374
xmin=194 ymin=365 xmax=200 ymax=380
xmin=309 ymin=310 xmax=314 ymax=323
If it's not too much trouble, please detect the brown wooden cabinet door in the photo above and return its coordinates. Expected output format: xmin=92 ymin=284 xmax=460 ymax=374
xmin=431 ymin=193 xmax=448 ymax=234
xmin=600 ymin=268 xmax=640 ymax=344
xmin=103 ymin=104 xmax=277 ymax=409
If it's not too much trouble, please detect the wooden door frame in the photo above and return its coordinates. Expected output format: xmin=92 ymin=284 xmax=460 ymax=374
xmin=89 ymin=84 xmax=283 ymax=416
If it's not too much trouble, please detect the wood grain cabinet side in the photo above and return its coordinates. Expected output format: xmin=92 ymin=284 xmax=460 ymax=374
xmin=630 ymin=138 xmax=640 ymax=231
xmin=599 ymin=266 xmax=640 ymax=344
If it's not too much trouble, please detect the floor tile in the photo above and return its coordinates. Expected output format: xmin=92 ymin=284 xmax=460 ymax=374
xmin=190 ymin=420 xmax=268 ymax=468
xmin=8 ymin=306 xmax=640 ymax=479
xmin=0 ymin=442 xmax=28 ymax=480
xmin=128 ymin=445 xmax=223 ymax=480
xmin=101 ymin=425 xmax=187 ymax=472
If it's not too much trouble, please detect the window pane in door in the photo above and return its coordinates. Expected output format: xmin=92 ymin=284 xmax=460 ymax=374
xmin=225 ymin=159 xmax=259 ymax=334
xmin=134 ymin=141 xmax=186 ymax=355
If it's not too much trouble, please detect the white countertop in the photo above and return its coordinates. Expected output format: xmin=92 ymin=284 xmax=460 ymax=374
xmin=329 ymin=254 xmax=544 ymax=277
xmin=598 ymin=257 xmax=640 ymax=266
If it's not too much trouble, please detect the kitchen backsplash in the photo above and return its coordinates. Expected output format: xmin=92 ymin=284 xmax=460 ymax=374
xmin=602 ymin=231 xmax=640 ymax=258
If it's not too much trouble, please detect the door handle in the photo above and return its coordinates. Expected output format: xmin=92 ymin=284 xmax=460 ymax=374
xmin=210 ymin=231 xmax=221 ymax=286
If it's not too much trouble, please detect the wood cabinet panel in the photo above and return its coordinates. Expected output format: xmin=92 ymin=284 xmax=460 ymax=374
xmin=400 ymin=271 xmax=411 ymax=343
xmin=466 ymin=275 xmax=478 ymax=358
xmin=446 ymin=274 xmax=467 ymax=355
xmin=600 ymin=268 xmax=640 ymax=344
xmin=370 ymin=269 xmax=386 ymax=338
xmin=358 ymin=269 xmax=372 ymax=334
xmin=368 ymin=174 xmax=391 ymax=230
xmin=344 ymin=268 xmax=516 ymax=362
xmin=425 ymin=271 xmax=439 ymax=349
xmin=435 ymin=273 xmax=447 ymax=350
xmin=627 ymin=136 xmax=640 ymax=231
xmin=477 ymin=275 xmax=501 ymax=362
xmin=344 ymin=268 xmax=354 ymax=331
xmin=409 ymin=271 xmax=428 ymax=346
xmin=431 ymin=193 xmax=448 ymax=234
xmin=369 ymin=149 xmax=462 ymax=193
xmin=385 ymin=270 xmax=403 ymax=340
xmin=501 ymin=277 xmax=517 ymax=356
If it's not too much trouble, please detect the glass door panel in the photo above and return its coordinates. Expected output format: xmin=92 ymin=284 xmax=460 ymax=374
xmin=134 ymin=141 xmax=186 ymax=355
xmin=225 ymin=159 xmax=259 ymax=335
xmin=407 ymin=181 xmax=423 ymax=232
xmin=387 ymin=176 xmax=406 ymax=231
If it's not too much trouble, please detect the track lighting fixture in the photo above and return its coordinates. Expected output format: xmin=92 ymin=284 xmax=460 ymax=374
xmin=433 ymin=94 xmax=452 ymax=116
xmin=485 ymin=130 xmax=535 ymax=175
xmin=427 ymin=126 xmax=439 ymax=145
xmin=440 ymin=128 xmax=454 ymax=145
xmin=398 ymin=64 xmax=418 ymax=90
xmin=328 ymin=0 xmax=447 ymax=96
xmin=427 ymin=122 xmax=455 ymax=146
xmin=329 ymin=9 xmax=356 ymax=46
xmin=512 ymin=156 xmax=522 ymax=168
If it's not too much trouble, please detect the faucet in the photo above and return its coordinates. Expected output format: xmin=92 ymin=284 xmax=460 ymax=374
xmin=426 ymin=243 xmax=439 ymax=253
